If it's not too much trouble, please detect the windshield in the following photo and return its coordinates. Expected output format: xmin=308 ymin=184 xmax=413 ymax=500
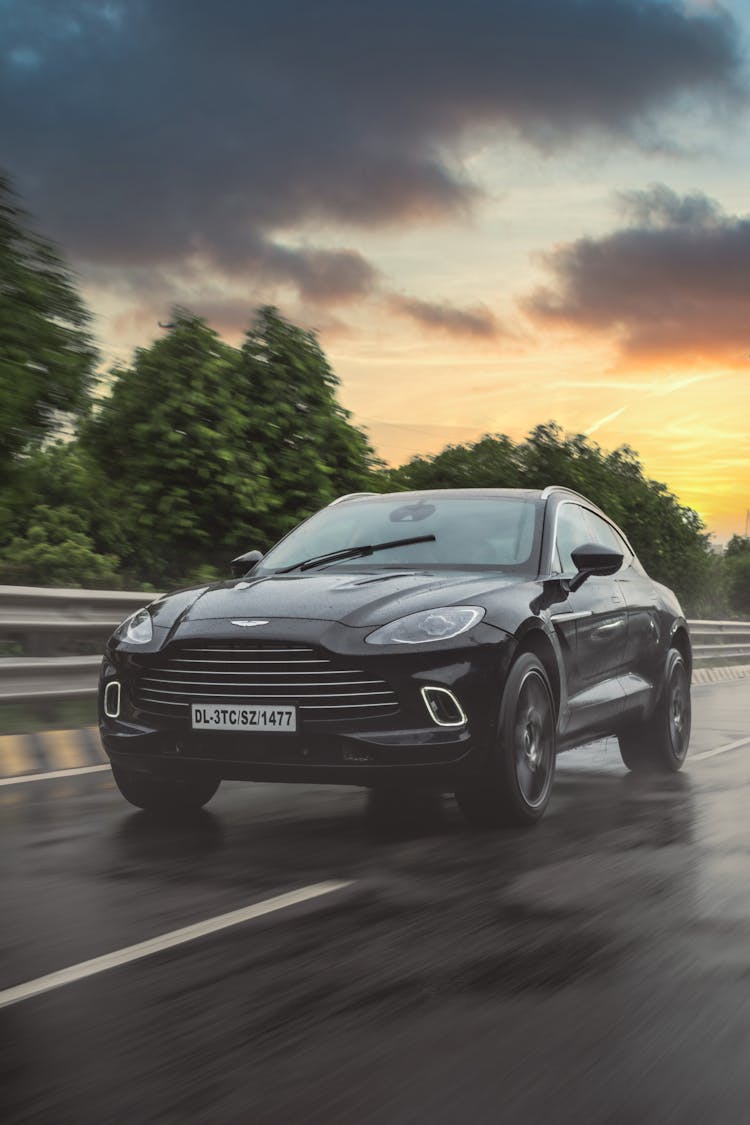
xmin=260 ymin=495 xmax=543 ymax=574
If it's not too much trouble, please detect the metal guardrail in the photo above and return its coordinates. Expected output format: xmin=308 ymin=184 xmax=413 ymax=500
xmin=0 ymin=585 xmax=748 ymax=705
xmin=687 ymin=620 xmax=750 ymax=667
xmin=0 ymin=585 xmax=157 ymax=704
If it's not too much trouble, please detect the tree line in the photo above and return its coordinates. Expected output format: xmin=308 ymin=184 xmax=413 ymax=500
xmin=1 ymin=174 xmax=748 ymax=616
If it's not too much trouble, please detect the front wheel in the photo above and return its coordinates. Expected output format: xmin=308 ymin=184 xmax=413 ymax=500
xmin=455 ymin=653 xmax=556 ymax=828
xmin=111 ymin=764 xmax=220 ymax=814
xmin=618 ymin=648 xmax=691 ymax=773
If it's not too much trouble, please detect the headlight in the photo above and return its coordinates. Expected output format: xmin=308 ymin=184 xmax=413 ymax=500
xmin=122 ymin=608 xmax=153 ymax=644
xmin=366 ymin=606 xmax=485 ymax=645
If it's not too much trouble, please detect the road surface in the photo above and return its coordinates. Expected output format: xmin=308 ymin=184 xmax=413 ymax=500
xmin=2 ymin=679 xmax=750 ymax=1124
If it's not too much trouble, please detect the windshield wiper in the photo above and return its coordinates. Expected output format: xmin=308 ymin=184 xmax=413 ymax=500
xmin=275 ymin=534 xmax=436 ymax=574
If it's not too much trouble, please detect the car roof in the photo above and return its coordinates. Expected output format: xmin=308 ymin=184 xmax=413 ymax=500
xmin=332 ymin=486 xmax=598 ymax=507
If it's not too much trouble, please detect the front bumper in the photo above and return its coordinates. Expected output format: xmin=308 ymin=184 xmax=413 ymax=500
xmin=101 ymin=718 xmax=478 ymax=786
xmin=99 ymin=619 xmax=514 ymax=787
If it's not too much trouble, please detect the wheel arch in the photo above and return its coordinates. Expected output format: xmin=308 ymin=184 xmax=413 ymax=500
xmin=514 ymin=626 xmax=561 ymax=719
xmin=670 ymin=624 xmax=692 ymax=679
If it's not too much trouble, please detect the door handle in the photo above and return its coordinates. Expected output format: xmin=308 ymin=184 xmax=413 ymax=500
xmin=549 ymin=609 xmax=593 ymax=624
xmin=594 ymin=619 xmax=625 ymax=633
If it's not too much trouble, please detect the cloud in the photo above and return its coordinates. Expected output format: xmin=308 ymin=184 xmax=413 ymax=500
xmin=388 ymin=294 xmax=500 ymax=338
xmin=523 ymin=184 xmax=750 ymax=361
xmin=1 ymin=0 xmax=743 ymax=305
xmin=584 ymin=405 xmax=627 ymax=436
xmin=242 ymin=242 xmax=380 ymax=304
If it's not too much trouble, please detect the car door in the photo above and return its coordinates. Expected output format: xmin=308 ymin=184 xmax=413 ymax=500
xmin=549 ymin=502 xmax=628 ymax=739
xmin=592 ymin=519 xmax=663 ymax=715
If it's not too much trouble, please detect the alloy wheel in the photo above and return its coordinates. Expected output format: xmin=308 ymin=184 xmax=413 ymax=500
xmin=513 ymin=670 xmax=554 ymax=809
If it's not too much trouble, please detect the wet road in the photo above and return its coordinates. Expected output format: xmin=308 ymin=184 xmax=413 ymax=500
xmin=2 ymin=679 xmax=750 ymax=1124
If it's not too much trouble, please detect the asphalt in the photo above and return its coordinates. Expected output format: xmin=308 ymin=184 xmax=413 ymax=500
xmin=2 ymin=678 xmax=750 ymax=1124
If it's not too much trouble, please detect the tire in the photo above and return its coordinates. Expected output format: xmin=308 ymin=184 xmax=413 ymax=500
xmin=618 ymin=648 xmax=691 ymax=774
xmin=455 ymin=653 xmax=556 ymax=828
xmin=111 ymin=764 xmax=220 ymax=814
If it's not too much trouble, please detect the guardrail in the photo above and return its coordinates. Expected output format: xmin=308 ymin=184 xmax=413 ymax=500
xmin=0 ymin=585 xmax=748 ymax=705
xmin=687 ymin=620 xmax=750 ymax=667
xmin=0 ymin=585 xmax=157 ymax=704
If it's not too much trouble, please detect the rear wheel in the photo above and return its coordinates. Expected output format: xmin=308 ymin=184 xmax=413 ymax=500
xmin=455 ymin=653 xmax=556 ymax=828
xmin=111 ymin=764 xmax=220 ymax=814
xmin=618 ymin=648 xmax=691 ymax=773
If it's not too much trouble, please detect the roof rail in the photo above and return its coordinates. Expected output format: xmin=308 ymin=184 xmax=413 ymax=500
xmin=540 ymin=485 xmax=591 ymax=503
xmin=541 ymin=485 xmax=609 ymax=515
xmin=328 ymin=492 xmax=378 ymax=506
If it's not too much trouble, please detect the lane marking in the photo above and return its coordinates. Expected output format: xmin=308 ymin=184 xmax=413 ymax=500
xmin=0 ymin=764 xmax=111 ymax=787
xmin=691 ymin=735 xmax=750 ymax=763
xmin=0 ymin=881 xmax=351 ymax=1009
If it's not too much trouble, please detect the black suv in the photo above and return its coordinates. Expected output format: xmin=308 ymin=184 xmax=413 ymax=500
xmin=99 ymin=487 xmax=691 ymax=827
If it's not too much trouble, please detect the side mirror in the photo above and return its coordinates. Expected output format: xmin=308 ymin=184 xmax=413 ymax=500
xmin=568 ymin=543 xmax=623 ymax=592
xmin=231 ymin=549 xmax=264 ymax=578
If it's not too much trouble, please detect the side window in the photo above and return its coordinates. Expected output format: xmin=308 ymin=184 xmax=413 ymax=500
xmin=586 ymin=511 xmax=633 ymax=566
xmin=554 ymin=504 xmax=593 ymax=573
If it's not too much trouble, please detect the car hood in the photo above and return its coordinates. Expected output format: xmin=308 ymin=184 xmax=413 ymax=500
xmin=149 ymin=569 xmax=527 ymax=632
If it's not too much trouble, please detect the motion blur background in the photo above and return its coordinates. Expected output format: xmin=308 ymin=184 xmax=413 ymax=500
xmin=3 ymin=8 xmax=750 ymax=1125
xmin=2 ymin=0 xmax=750 ymax=610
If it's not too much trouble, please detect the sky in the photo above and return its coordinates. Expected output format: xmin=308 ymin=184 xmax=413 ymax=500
xmin=2 ymin=0 xmax=750 ymax=541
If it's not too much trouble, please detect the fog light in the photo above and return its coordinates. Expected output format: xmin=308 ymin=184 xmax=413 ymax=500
xmin=421 ymin=686 xmax=467 ymax=728
xmin=104 ymin=681 xmax=121 ymax=719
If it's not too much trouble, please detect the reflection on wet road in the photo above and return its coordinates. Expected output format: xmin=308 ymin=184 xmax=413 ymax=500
xmin=2 ymin=680 xmax=750 ymax=1124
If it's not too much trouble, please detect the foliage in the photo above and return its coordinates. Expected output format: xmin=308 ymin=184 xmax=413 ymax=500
xmin=725 ymin=534 xmax=750 ymax=559
xmin=386 ymin=422 xmax=714 ymax=614
xmin=725 ymin=537 xmax=750 ymax=617
xmin=0 ymin=441 xmax=125 ymax=587
xmin=74 ymin=307 xmax=380 ymax=586
xmin=0 ymin=504 xmax=121 ymax=587
xmin=237 ymin=307 xmax=381 ymax=542
xmin=79 ymin=311 xmax=267 ymax=585
xmin=0 ymin=175 xmax=96 ymax=476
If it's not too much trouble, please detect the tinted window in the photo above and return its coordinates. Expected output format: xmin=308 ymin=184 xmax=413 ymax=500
xmin=586 ymin=511 xmax=625 ymax=555
xmin=261 ymin=496 xmax=543 ymax=572
xmin=554 ymin=504 xmax=592 ymax=573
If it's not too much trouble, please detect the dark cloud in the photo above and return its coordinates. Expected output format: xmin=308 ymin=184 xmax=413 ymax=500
xmin=0 ymin=1 xmax=744 ymax=304
xmin=523 ymin=184 xmax=750 ymax=360
xmin=388 ymin=294 xmax=500 ymax=338
xmin=248 ymin=243 xmax=379 ymax=304
xmin=201 ymin=238 xmax=380 ymax=303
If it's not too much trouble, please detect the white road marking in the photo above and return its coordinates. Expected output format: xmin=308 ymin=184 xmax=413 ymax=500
xmin=0 ymin=764 xmax=111 ymax=787
xmin=0 ymin=881 xmax=351 ymax=1009
xmin=691 ymin=736 xmax=750 ymax=762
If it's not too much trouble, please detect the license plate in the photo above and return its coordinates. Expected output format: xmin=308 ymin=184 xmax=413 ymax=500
xmin=191 ymin=704 xmax=297 ymax=732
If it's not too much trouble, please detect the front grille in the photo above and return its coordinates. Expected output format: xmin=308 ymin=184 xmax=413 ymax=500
xmin=131 ymin=640 xmax=399 ymax=723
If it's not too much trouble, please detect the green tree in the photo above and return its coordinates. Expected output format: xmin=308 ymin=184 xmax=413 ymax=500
xmin=0 ymin=175 xmax=96 ymax=475
xmin=725 ymin=534 xmax=750 ymax=559
xmin=0 ymin=503 xmax=121 ymax=588
xmin=237 ymin=307 xmax=380 ymax=542
xmin=0 ymin=439 xmax=125 ymax=587
xmin=81 ymin=311 xmax=269 ymax=585
xmin=725 ymin=536 xmax=750 ymax=617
